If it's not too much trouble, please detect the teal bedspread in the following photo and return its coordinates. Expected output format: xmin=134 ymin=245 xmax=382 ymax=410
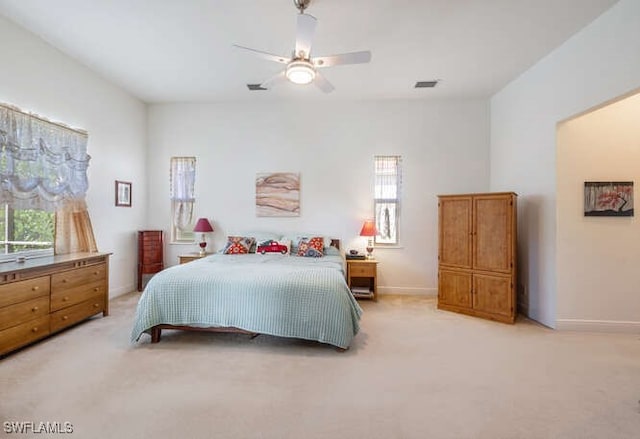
xmin=131 ymin=253 xmax=362 ymax=349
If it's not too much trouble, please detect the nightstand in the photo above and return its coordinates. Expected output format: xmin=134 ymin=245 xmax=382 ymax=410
xmin=178 ymin=252 xmax=212 ymax=264
xmin=346 ymin=259 xmax=378 ymax=301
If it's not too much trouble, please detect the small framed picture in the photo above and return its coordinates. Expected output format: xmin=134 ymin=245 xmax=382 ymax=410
xmin=584 ymin=181 xmax=633 ymax=217
xmin=115 ymin=180 xmax=132 ymax=207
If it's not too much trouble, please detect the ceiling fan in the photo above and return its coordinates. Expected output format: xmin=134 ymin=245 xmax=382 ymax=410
xmin=233 ymin=0 xmax=372 ymax=93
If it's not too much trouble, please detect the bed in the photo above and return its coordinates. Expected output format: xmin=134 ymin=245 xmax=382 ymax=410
xmin=131 ymin=240 xmax=362 ymax=349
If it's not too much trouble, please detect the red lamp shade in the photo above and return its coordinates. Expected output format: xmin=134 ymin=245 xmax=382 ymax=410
xmin=193 ymin=218 xmax=214 ymax=233
xmin=359 ymin=220 xmax=377 ymax=237
xmin=193 ymin=218 xmax=214 ymax=256
xmin=360 ymin=219 xmax=377 ymax=260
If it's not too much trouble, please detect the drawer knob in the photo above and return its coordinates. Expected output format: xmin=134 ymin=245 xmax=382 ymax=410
xmin=32 ymin=327 xmax=38 ymax=333
xmin=62 ymin=316 xmax=69 ymax=321
xmin=94 ymin=287 xmax=99 ymax=292
xmin=93 ymin=271 xmax=98 ymax=275
xmin=32 ymin=286 xmax=39 ymax=291
xmin=32 ymin=306 xmax=38 ymax=312
xmin=93 ymin=303 xmax=100 ymax=308
xmin=63 ymin=296 xmax=69 ymax=301
xmin=62 ymin=279 xmax=68 ymax=283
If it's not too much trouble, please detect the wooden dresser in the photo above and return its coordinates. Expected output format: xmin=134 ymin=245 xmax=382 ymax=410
xmin=0 ymin=252 xmax=110 ymax=356
xmin=437 ymin=192 xmax=517 ymax=323
xmin=137 ymin=230 xmax=164 ymax=291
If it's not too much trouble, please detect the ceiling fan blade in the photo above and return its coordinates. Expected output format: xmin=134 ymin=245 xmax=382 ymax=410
xmin=260 ymin=71 xmax=288 ymax=89
xmin=314 ymin=71 xmax=335 ymax=93
xmin=295 ymin=13 xmax=317 ymax=59
xmin=313 ymin=51 xmax=372 ymax=68
xmin=233 ymin=44 xmax=289 ymax=64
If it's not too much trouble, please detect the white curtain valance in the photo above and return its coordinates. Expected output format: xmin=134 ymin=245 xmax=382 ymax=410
xmin=0 ymin=103 xmax=90 ymax=211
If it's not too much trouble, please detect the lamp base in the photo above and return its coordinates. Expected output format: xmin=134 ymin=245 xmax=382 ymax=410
xmin=199 ymin=241 xmax=207 ymax=256
xmin=366 ymin=238 xmax=374 ymax=260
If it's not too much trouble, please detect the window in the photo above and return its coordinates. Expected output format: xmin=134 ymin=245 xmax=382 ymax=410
xmin=374 ymin=155 xmax=401 ymax=245
xmin=0 ymin=204 xmax=54 ymax=259
xmin=0 ymin=102 xmax=93 ymax=258
xmin=170 ymin=157 xmax=196 ymax=242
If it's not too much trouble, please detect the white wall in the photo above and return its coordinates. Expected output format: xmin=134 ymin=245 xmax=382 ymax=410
xmin=557 ymin=92 xmax=640 ymax=331
xmin=147 ymin=100 xmax=489 ymax=294
xmin=0 ymin=15 xmax=148 ymax=297
xmin=490 ymin=0 xmax=640 ymax=328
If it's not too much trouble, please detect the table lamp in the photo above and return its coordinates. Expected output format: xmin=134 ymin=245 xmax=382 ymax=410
xmin=193 ymin=218 xmax=214 ymax=256
xmin=359 ymin=219 xmax=377 ymax=259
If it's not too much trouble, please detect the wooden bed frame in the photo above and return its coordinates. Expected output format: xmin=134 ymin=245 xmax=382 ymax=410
xmin=148 ymin=239 xmax=344 ymax=348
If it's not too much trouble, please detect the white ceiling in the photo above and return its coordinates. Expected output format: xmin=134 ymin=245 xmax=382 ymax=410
xmin=0 ymin=0 xmax=619 ymax=103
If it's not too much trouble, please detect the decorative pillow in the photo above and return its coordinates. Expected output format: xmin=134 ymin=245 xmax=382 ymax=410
xmin=278 ymin=239 xmax=292 ymax=254
xmin=255 ymin=239 xmax=291 ymax=255
xmin=296 ymin=237 xmax=324 ymax=257
xmin=222 ymin=236 xmax=255 ymax=254
xmin=284 ymin=234 xmax=330 ymax=253
xmin=244 ymin=231 xmax=283 ymax=253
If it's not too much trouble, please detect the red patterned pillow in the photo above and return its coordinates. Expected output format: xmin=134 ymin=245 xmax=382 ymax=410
xmin=222 ymin=236 xmax=255 ymax=254
xmin=297 ymin=237 xmax=324 ymax=257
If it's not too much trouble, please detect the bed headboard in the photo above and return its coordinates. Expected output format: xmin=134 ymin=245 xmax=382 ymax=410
xmin=330 ymin=239 xmax=340 ymax=250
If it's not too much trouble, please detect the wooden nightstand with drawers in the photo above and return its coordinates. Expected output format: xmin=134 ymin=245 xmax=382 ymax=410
xmin=346 ymin=259 xmax=378 ymax=301
xmin=178 ymin=252 xmax=212 ymax=264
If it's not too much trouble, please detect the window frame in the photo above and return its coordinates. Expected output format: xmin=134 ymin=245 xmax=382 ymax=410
xmin=169 ymin=156 xmax=196 ymax=244
xmin=0 ymin=204 xmax=54 ymax=262
xmin=373 ymin=155 xmax=402 ymax=246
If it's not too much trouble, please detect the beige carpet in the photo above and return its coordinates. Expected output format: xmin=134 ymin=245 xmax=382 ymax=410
xmin=1 ymin=292 xmax=639 ymax=439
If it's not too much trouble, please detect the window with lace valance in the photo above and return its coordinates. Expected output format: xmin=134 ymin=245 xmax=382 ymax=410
xmin=0 ymin=103 xmax=96 ymax=259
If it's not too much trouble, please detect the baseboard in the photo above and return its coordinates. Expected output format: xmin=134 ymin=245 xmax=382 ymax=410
xmin=556 ymin=319 xmax=640 ymax=333
xmin=377 ymin=286 xmax=437 ymax=296
xmin=109 ymin=284 xmax=136 ymax=299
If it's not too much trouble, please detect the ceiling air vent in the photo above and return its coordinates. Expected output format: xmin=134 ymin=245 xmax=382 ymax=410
xmin=247 ymin=84 xmax=268 ymax=91
xmin=414 ymin=80 xmax=438 ymax=88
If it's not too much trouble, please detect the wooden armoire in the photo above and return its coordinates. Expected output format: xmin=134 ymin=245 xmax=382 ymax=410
xmin=437 ymin=192 xmax=517 ymax=323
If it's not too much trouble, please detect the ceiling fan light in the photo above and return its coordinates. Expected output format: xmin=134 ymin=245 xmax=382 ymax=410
xmin=286 ymin=61 xmax=316 ymax=85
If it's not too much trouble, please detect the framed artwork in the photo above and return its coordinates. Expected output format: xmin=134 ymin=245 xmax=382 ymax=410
xmin=256 ymin=172 xmax=300 ymax=217
xmin=115 ymin=180 xmax=132 ymax=207
xmin=584 ymin=181 xmax=633 ymax=217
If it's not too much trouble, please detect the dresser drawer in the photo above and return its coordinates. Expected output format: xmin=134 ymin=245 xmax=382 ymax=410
xmin=141 ymin=248 xmax=162 ymax=264
xmin=0 ymin=296 xmax=50 ymax=332
xmin=0 ymin=315 xmax=49 ymax=356
xmin=0 ymin=276 xmax=50 ymax=308
xmin=350 ymin=264 xmax=376 ymax=277
xmin=50 ymin=296 xmax=104 ymax=333
xmin=141 ymin=231 xmax=163 ymax=240
xmin=50 ymin=280 xmax=106 ymax=312
xmin=51 ymin=263 xmax=106 ymax=292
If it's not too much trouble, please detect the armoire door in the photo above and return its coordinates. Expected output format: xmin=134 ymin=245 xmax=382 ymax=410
xmin=438 ymin=269 xmax=472 ymax=308
xmin=472 ymin=194 xmax=513 ymax=273
xmin=439 ymin=197 xmax=472 ymax=269
xmin=472 ymin=273 xmax=513 ymax=319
